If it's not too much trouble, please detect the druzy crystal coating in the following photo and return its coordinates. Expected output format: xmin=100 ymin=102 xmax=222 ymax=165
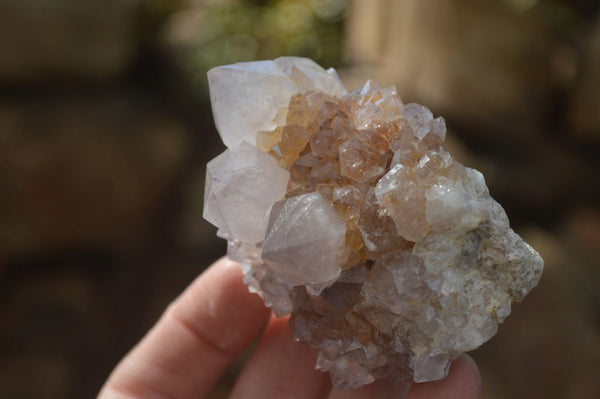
xmin=204 ymin=57 xmax=543 ymax=389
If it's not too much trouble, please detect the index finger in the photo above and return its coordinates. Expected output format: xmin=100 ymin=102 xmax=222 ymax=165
xmin=98 ymin=257 xmax=270 ymax=399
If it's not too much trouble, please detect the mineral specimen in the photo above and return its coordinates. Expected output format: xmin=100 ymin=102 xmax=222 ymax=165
xmin=203 ymin=57 xmax=544 ymax=389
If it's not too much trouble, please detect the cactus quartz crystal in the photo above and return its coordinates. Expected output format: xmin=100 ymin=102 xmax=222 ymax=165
xmin=203 ymin=57 xmax=543 ymax=389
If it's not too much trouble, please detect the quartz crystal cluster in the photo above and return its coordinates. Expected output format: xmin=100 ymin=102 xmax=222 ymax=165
xmin=204 ymin=57 xmax=543 ymax=389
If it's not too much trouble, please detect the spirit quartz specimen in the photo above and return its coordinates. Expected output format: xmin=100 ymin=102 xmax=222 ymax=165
xmin=203 ymin=57 xmax=543 ymax=389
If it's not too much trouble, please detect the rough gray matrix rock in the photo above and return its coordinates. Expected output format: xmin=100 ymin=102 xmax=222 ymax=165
xmin=203 ymin=57 xmax=543 ymax=389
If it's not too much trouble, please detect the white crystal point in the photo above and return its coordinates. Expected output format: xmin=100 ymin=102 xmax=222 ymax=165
xmin=424 ymin=170 xmax=488 ymax=234
xmin=203 ymin=141 xmax=290 ymax=243
xmin=274 ymin=57 xmax=347 ymax=97
xmin=262 ymin=192 xmax=346 ymax=285
xmin=402 ymin=103 xmax=434 ymax=140
xmin=207 ymin=57 xmax=346 ymax=148
xmin=208 ymin=61 xmax=297 ymax=148
xmin=431 ymin=116 xmax=447 ymax=142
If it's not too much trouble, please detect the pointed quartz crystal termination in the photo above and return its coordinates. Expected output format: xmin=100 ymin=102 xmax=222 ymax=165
xmin=207 ymin=57 xmax=346 ymax=148
xmin=203 ymin=57 xmax=544 ymax=390
xmin=262 ymin=192 xmax=347 ymax=286
xmin=203 ymin=141 xmax=289 ymax=244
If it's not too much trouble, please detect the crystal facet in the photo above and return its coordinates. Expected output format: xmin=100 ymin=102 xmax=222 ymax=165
xmin=207 ymin=57 xmax=346 ymax=148
xmin=204 ymin=57 xmax=543 ymax=389
xmin=263 ymin=192 xmax=347 ymax=286
xmin=203 ymin=141 xmax=290 ymax=244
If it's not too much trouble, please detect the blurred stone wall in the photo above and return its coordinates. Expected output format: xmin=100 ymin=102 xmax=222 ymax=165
xmin=0 ymin=0 xmax=141 ymax=82
xmin=569 ymin=15 xmax=600 ymax=139
xmin=0 ymin=0 xmax=189 ymax=260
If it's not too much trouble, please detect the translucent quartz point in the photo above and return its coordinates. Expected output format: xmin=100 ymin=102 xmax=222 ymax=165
xmin=203 ymin=141 xmax=289 ymax=244
xmin=263 ymin=192 xmax=347 ymax=286
xmin=207 ymin=57 xmax=346 ymax=148
xmin=203 ymin=57 xmax=544 ymax=389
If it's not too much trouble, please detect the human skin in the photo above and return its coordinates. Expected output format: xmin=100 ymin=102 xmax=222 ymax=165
xmin=98 ymin=257 xmax=483 ymax=399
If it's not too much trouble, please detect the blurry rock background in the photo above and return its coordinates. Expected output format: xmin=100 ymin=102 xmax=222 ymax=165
xmin=0 ymin=0 xmax=598 ymax=398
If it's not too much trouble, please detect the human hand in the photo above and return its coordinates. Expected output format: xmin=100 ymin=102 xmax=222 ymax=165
xmin=98 ymin=257 xmax=482 ymax=398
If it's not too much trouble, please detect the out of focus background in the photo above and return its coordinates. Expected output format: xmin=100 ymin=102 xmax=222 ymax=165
xmin=0 ymin=0 xmax=598 ymax=397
